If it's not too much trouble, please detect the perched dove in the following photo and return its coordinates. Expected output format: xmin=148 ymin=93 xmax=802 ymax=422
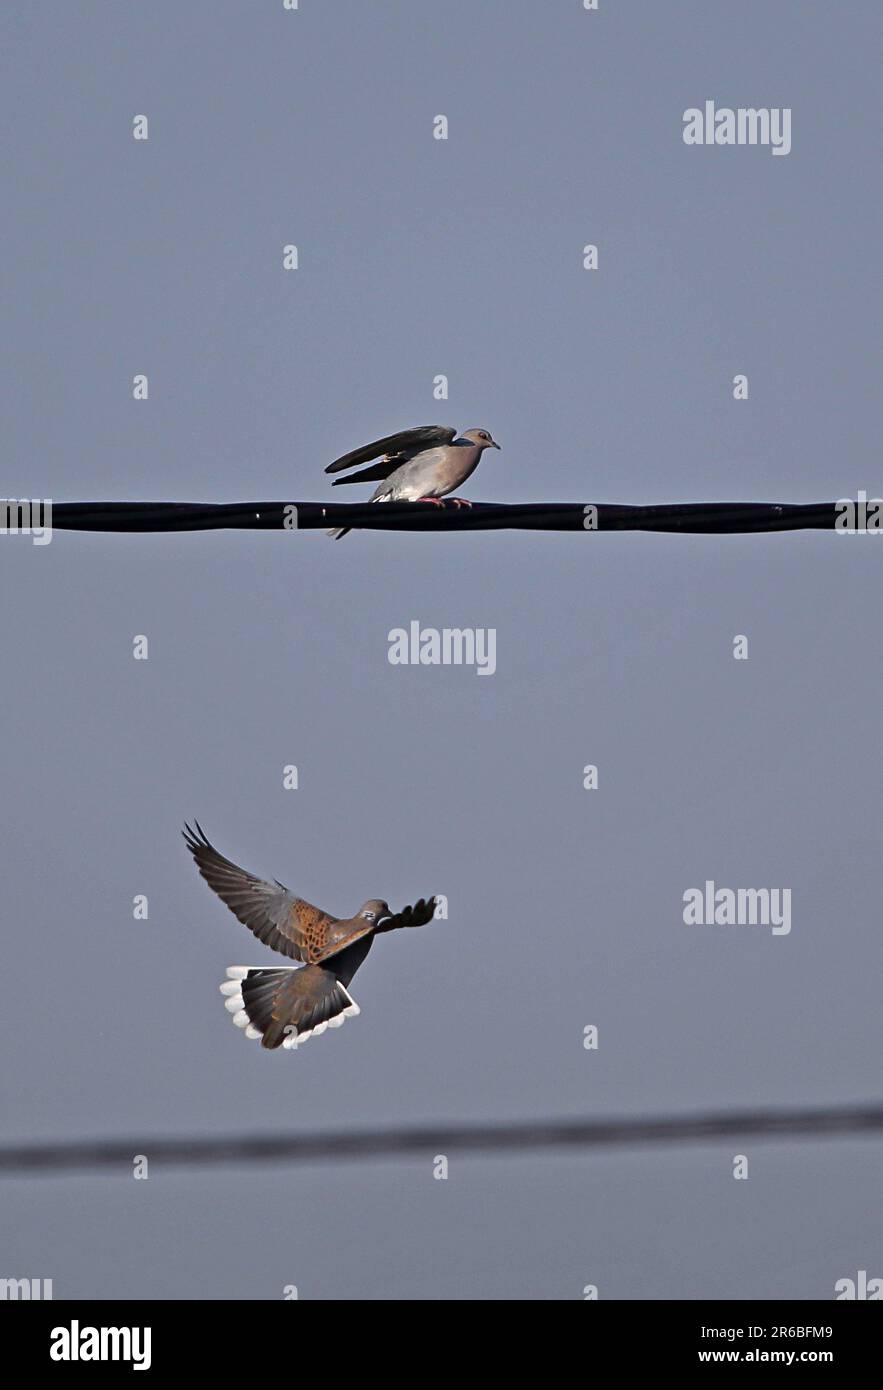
xmin=324 ymin=424 xmax=500 ymax=538
xmin=183 ymin=822 xmax=438 ymax=1050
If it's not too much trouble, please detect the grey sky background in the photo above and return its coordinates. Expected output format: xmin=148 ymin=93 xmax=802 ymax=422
xmin=2 ymin=1 xmax=881 ymax=1299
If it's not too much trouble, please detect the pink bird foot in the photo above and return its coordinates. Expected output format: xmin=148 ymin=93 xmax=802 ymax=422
xmin=448 ymin=498 xmax=473 ymax=508
xmin=416 ymin=496 xmax=445 ymax=506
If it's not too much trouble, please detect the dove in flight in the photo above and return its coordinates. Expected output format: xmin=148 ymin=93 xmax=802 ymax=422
xmin=324 ymin=424 xmax=500 ymax=539
xmin=183 ymin=822 xmax=438 ymax=1050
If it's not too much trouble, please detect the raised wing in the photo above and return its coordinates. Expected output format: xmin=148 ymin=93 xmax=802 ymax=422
xmin=330 ymin=458 xmax=408 ymax=487
xmin=183 ymin=822 xmax=337 ymax=963
xmin=324 ymin=425 xmax=456 ymax=476
xmin=375 ymin=896 xmax=438 ymax=934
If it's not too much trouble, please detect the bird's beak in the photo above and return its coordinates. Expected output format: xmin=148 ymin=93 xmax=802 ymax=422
xmin=490 ymin=439 xmax=501 ymax=450
xmin=375 ymin=913 xmax=394 ymax=929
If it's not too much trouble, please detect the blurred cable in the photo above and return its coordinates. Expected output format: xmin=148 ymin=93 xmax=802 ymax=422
xmin=2 ymin=1101 xmax=882 ymax=1177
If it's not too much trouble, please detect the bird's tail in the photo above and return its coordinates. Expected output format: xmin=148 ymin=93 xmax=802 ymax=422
xmin=327 ymin=490 xmax=391 ymax=539
xmin=220 ymin=965 xmax=360 ymax=1050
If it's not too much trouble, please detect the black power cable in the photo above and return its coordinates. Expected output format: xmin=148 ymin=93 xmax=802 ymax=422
xmin=44 ymin=499 xmax=842 ymax=535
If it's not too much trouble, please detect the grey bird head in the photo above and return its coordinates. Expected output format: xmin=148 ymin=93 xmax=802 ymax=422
xmin=358 ymin=898 xmax=391 ymax=924
xmin=461 ymin=428 xmax=501 ymax=451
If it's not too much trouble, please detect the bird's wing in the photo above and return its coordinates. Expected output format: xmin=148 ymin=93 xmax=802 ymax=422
xmin=324 ymin=425 xmax=457 ymax=475
xmin=312 ymin=917 xmax=378 ymax=964
xmin=374 ymin=896 xmax=438 ymax=933
xmin=183 ymin=822 xmax=337 ymax=962
xmin=331 ymin=458 xmax=406 ymax=486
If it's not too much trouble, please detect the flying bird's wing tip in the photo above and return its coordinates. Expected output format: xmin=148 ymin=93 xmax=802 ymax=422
xmin=182 ymin=820 xmax=211 ymax=852
xmin=391 ymin=895 xmax=439 ymax=928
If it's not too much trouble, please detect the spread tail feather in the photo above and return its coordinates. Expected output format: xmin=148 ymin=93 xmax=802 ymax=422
xmin=220 ymin=965 xmax=360 ymax=1050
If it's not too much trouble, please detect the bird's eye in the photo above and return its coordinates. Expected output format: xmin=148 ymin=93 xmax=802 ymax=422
xmin=365 ymin=911 xmax=375 ymax=921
